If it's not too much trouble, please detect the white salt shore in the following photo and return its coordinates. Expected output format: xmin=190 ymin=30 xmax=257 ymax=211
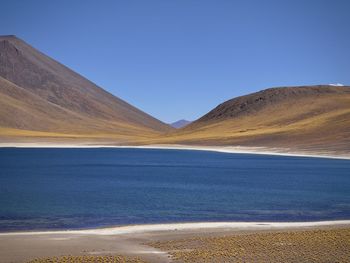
xmin=0 ymin=143 xmax=350 ymax=160
xmin=1 ymin=220 xmax=349 ymax=236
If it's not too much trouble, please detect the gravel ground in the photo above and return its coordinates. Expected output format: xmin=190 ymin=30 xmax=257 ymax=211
xmin=149 ymin=227 xmax=350 ymax=262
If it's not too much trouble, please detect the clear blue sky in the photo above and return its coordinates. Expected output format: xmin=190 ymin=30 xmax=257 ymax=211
xmin=1 ymin=0 xmax=349 ymax=123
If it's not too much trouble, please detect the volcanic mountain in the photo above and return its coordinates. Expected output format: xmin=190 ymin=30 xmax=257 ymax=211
xmin=151 ymin=85 xmax=350 ymax=153
xmin=1 ymin=36 xmax=349 ymax=153
xmin=0 ymin=35 xmax=172 ymax=143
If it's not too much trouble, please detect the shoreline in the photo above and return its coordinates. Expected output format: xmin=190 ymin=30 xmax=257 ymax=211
xmin=1 ymin=143 xmax=350 ymax=160
xmin=2 ymin=223 xmax=349 ymax=263
xmin=1 ymin=220 xmax=350 ymax=236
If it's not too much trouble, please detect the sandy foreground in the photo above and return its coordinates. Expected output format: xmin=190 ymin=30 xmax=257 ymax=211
xmin=0 ymin=221 xmax=350 ymax=262
xmin=1 ymin=143 xmax=350 ymax=160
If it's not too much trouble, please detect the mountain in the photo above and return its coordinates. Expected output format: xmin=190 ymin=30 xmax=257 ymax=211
xmin=170 ymin=119 xmax=192 ymax=129
xmin=1 ymin=36 xmax=349 ymax=152
xmin=149 ymin=85 xmax=350 ymax=153
xmin=0 ymin=35 xmax=172 ymax=143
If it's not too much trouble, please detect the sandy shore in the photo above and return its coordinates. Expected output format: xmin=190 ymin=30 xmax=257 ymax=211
xmin=1 ymin=221 xmax=349 ymax=263
xmin=1 ymin=143 xmax=350 ymax=160
xmin=1 ymin=220 xmax=350 ymax=236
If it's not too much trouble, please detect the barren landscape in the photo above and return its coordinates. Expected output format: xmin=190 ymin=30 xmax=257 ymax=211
xmin=1 ymin=222 xmax=349 ymax=263
xmin=1 ymin=36 xmax=350 ymax=157
xmin=0 ymin=35 xmax=173 ymax=144
xmin=146 ymin=85 xmax=350 ymax=155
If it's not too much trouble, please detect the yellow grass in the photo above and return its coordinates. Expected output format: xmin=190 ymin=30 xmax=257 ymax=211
xmin=27 ymin=255 xmax=147 ymax=263
xmin=150 ymin=227 xmax=350 ymax=263
xmin=139 ymin=94 xmax=350 ymax=152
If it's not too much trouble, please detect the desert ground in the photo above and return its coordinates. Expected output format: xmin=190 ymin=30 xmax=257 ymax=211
xmin=0 ymin=221 xmax=349 ymax=263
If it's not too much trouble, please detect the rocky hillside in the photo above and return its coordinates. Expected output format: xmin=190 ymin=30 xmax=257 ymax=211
xmin=194 ymin=85 xmax=350 ymax=124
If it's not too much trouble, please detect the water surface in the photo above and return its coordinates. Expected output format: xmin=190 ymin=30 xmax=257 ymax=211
xmin=0 ymin=148 xmax=349 ymax=231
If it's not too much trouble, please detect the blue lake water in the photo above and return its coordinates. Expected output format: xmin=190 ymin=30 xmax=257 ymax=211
xmin=0 ymin=148 xmax=349 ymax=231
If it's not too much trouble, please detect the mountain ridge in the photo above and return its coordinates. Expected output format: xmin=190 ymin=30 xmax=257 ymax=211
xmin=147 ymin=85 xmax=350 ymax=153
xmin=1 ymin=35 xmax=349 ymax=153
xmin=0 ymin=35 xmax=172 ymax=143
xmin=189 ymin=85 xmax=350 ymax=127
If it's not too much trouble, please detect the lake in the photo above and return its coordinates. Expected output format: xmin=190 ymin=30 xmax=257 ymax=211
xmin=0 ymin=148 xmax=349 ymax=231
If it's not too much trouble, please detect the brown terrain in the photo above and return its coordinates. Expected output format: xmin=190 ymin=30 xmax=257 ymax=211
xmin=149 ymin=85 xmax=350 ymax=154
xmin=1 ymin=225 xmax=348 ymax=263
xmin=27 ymin=255 xmax=147 ymax=263
xmin=150 ymin=227 xmax=350 ymax=263
xmin=0 ymin=35 xmax=172 ymax=144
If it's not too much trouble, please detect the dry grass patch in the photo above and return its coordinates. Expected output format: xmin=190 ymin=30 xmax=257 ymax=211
xmin=27 ymin=255 xmax=148 ymax=263
xmin=149 ymin=228 xmax=350 ymax=262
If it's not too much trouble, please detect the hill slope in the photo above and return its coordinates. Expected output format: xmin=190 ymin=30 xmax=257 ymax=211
xmin=150 ymin=85 xmax=350 ymax=153
xmin=0 ymin=35 xmax=172 ymax=143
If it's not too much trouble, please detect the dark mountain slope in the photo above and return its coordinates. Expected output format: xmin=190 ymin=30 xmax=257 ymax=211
xmin=0 ymin=35 xmax=172 ymax=142
xmin=194 ymin=85 xmax=350 ymax=125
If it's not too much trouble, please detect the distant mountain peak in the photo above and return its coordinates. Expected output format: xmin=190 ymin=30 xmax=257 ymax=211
xmin=170 ymin=119 xmax=192 ymax=129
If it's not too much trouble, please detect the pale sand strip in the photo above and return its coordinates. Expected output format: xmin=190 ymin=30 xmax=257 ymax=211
xmin=0 ymin=143 xmax=350 ymax=160
xmin=1 ymin=220 xmax=350 ymax=236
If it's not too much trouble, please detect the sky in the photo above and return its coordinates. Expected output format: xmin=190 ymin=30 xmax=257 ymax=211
xmin=1 ymin=0 xmax=350 ymax=123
